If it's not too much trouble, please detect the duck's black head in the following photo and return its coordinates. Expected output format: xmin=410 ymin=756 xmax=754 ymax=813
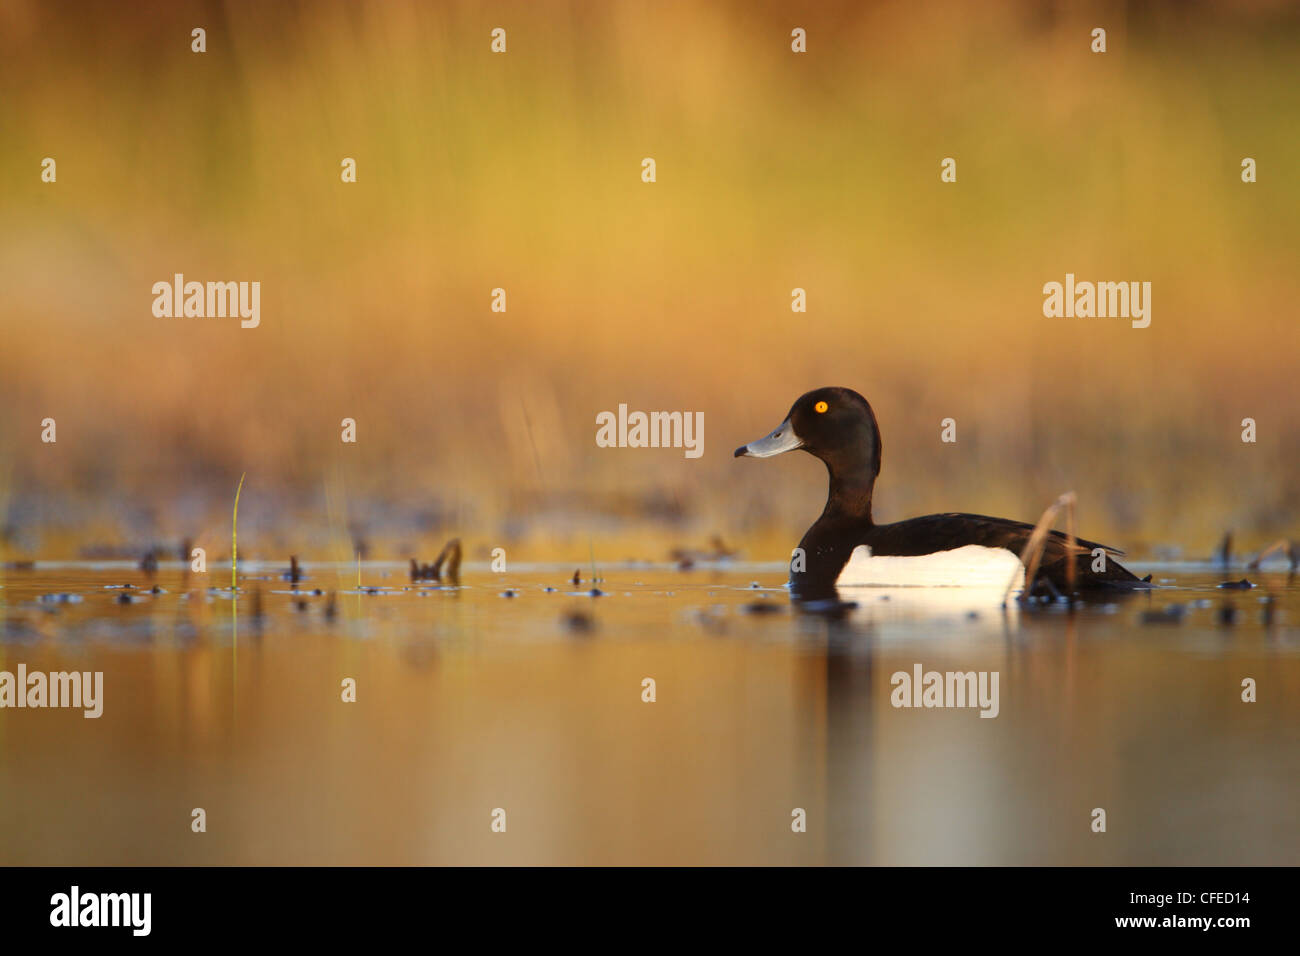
xmin=734 ymin=387 xmax=882 ymax=518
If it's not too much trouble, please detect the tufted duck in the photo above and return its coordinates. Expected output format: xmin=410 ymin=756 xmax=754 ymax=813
xmin=735 ymin=387 xmax=1151 ymax=600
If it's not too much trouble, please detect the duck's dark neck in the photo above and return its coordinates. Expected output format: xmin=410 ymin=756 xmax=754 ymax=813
xmin=819 ymin=454 xmax=877 ymax=523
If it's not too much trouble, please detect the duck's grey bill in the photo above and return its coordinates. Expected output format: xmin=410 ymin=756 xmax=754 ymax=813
xmin=734 ymin=420 xmax=802 ymax=458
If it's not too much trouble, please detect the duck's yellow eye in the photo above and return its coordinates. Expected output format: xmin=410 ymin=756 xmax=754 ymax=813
xmin=815 ymin=401 xmax=829 ymax=413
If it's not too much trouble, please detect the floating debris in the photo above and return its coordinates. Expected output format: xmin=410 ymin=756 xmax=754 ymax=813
xmin=500 ymin=589 xmax=517 ymax=598
xmin=410 ymin=538 xmax=462 ymax=585
xmin=572 ymin=569 xmax=581 ymax=586
xmin=38 ymin=593 xmax=83 ymax=604
xmin=282 ymin=555 xmax=303 ymax=584
xmin=1217 ymin=579 xmax=1255 ymax=590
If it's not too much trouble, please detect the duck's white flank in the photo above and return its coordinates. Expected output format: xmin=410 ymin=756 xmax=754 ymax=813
xmin=835 ymin=544 xmax=1026 ymax=589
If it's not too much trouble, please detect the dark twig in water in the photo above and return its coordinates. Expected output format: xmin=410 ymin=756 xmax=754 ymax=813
xmin=1246 ymin=539 xmax=1298 ymax=572
xmin=1009 ymin=492 xmax=1077 ymax=605
xmin=1215 ymin=532 xmax=1233 ymax=568
xmin=670 ymin=534 xmax=739 ymax=570
xmin=436 ymin=537 xmax=462 ymax=585
xmin=1027 ymin=575 xmax=1063 ymax=603
xmin=410 ymin=538 xmax=462 ymax=584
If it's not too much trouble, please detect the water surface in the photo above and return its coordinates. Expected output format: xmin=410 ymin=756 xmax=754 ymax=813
xmin=1 ymin=561 xmax=1297 ymax=865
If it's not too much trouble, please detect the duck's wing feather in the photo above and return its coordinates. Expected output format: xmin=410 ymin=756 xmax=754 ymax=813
xmin=865 ymin=512 xmax=1124 ymax=559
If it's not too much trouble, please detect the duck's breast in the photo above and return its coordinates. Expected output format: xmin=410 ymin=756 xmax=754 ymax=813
xmin=835 ymin=544 xmax=1025 ymax=589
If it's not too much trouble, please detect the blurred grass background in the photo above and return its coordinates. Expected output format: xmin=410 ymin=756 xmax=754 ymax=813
xmin=1 ymin=0 xmax=1298 ymax=563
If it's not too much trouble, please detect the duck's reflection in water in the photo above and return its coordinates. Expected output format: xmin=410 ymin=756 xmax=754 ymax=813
xmin=794 ymin=584 xmax=1177 ymax=863
xmin=795 ymin=588 xmax=1023 ymax=863
xmin=816 ymin=610 xmax=876 ymax=865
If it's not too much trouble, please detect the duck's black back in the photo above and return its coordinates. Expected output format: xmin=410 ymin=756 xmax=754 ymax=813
xmin=792 ymin=510 xmax=1148 ymax=599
